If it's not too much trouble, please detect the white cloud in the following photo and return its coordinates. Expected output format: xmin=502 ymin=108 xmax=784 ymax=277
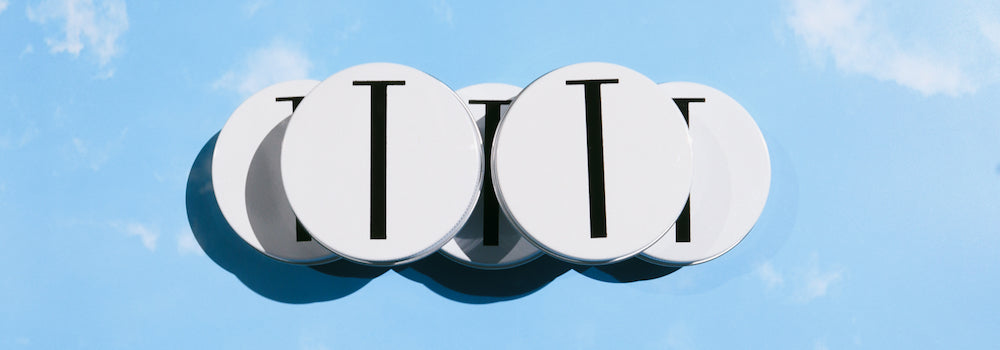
xmin=788 ymin=0 xmax=1000 ymax=96
xmin=794 ymin=255 xmax=844 ymax=303
xmin=213 ymin=40 xmax=313 ymax=98
xmin=756 ymin=255 xmax=843 ymax=303
xmin=71 ymin=137 xmax=86 ymax=152
xmin=94 ymin=67 xmax=114 ymax=79
xmin=756 ymin=261 xmax=785 ymax=289
xmin=299 ymin=339 xmax=331 ymax=350
xmin=0 ymin=1 xmax=9 ymax=15
xmin=662 ymin=323 xmax=696 ymax=350
xmin=176 ymin=229 xmax=203 ymax=256
xmin=20 ymin=45 xmax=35 ymax=59
xmin=0 ymin=125 xmax=39 ymax=150
xmin=26 ymin=0 xmax=129 ymax=67
xmin=338 ymin=19 xmax=362 ymax=40
xmin=113 ymin=221 xmax=158 ymax=252
xmin=982 ymin=19 xmax=1000 ymax=56
xmin=244 ymin=0 xmax=266 ymax=17
xmin=298 ymin=333 xmax=333 ymax=350
xmin=432 ymin=0 xmax=453 ymax=25
xmin=798 ymin=264 xmax=843 ymax=302
xmin=70 ymin=127 xmax=126 ymax=171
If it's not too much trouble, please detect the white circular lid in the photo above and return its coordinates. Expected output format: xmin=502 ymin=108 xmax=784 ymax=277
xmin=212 ymin=80 xmax=340 ymax=265
xmin=492 ymin=62 xmax=693 ymax=265
xmin=640 ymin=82 xmax=771 ymax=266
xmin=281 ymin=63 xmax=484 ymax=266
xmin=439 ymin=83 xmax=543 ymax=269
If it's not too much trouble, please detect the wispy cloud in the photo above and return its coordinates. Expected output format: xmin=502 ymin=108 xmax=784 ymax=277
xmin=0 ymin=125 xmax=40 ymax=150
xmin=213 ymin=40 xmax=313 ymax=98
xmin=337 ymin=19 xmax=362 ymax=40
xmin=70 ymin=127 xmax=127 ymax=171
xmin=244 ymin=0 xmax=267 ymax=18
xmin=176 ymin=229 xmax=203 ymax=256
xmin=982 ymin=18 xmax=1000 ymax=56
xmin=0 ymin=180 xmax=7 ymax=206
xmin=20 ymin=44 xmax=35 ymax=59
xmin=93 ymin=67 xmax=115 ymax=79
xmin=796 ymin=257 xmax=844 ymax=302
xmin=663 ymin=323 xmax=696 ymax=350
xmin=756 ymin=261 xmax=785 ymax=289
xmin=26 ymin=0 xmax=129 ymax=72
xmin=756 ymin=255 xmax=844 ymax=303
xmin=431 ymin=0 xmax=453 ymax=25
xmin=0 ymin=1 xmax=9 ymax=15
xmin=788 ymin=0 xmax=1000 ymax=96
xmin=299 ymin=337 xmax=331 ymax=350
xmin=113 ymin=221 xmax=158 ymax=252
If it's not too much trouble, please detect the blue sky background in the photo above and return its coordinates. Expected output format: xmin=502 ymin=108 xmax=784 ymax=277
xmin=1 ymin=0 xmax=999 ymax=348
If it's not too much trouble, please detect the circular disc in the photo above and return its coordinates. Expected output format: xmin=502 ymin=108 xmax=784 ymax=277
xmin=492 ymin=62 xmax=693 ymax=265
xmin=439 ymin=83 xmax=543 ymax=269
xmin=212 ymin=80 xmax=340 ymax=265
xmin=281 ymin=63 xmax=484 ymax=266
xmin=640 ymin=82 xmax=771 ymax=266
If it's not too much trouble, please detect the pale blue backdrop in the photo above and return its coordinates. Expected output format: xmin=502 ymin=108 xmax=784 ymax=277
xmin=1 ymin=0 xmax=998 ymax=348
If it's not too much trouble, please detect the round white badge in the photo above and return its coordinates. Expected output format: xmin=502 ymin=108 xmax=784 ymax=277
xmin=640 ymin=82 xmax=771 ymax=266
xmin=491 ymin=62 xmax=693 ymax=265
xmin=439 ymin=83 xmax=543 ymax=269
xmin=212 ymin=80 xmax=340 ymax=265
xmin=281 ymin=63 xmax=484 ymax=266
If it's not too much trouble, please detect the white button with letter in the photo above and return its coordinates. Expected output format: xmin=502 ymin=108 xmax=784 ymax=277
xmin=212 ymin=80 xmax=340 ymax=264
xmin=640 ymin=82 xmax=771 ymax=266
xmin=491 ymin=62 xmax=693 ymax=265
xmin=281 ymin=63 xmax=484 ymax=266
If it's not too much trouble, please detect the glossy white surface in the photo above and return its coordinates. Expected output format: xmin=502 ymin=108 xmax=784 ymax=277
xmin=439 ymin=83 xmax=542 ymax=269
xmin=281 ymin=63 xmax=483 ymax=266
xmin=640 ymin=82 xmax=771 ymax=266
xmin=492 ymin=63 xmax=693 ymax=265
xmin=212 ymin=80 xmax=339 ymax=264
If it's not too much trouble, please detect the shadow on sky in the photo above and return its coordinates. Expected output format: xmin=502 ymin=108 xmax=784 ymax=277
xmin=185 ymin=133 xmax=388 ymax=304
xmin=394 ymin=253 xmax=573 ymax=304
xmin=186 ymin=132 xmax=690 ymax=304
xmin=575 ymin=258 xmax=681 ymax=283
xmin=395 ymin=253 xmax=681 ymax=304
xmin=747 ymin=138 xmax=798 ymax=261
